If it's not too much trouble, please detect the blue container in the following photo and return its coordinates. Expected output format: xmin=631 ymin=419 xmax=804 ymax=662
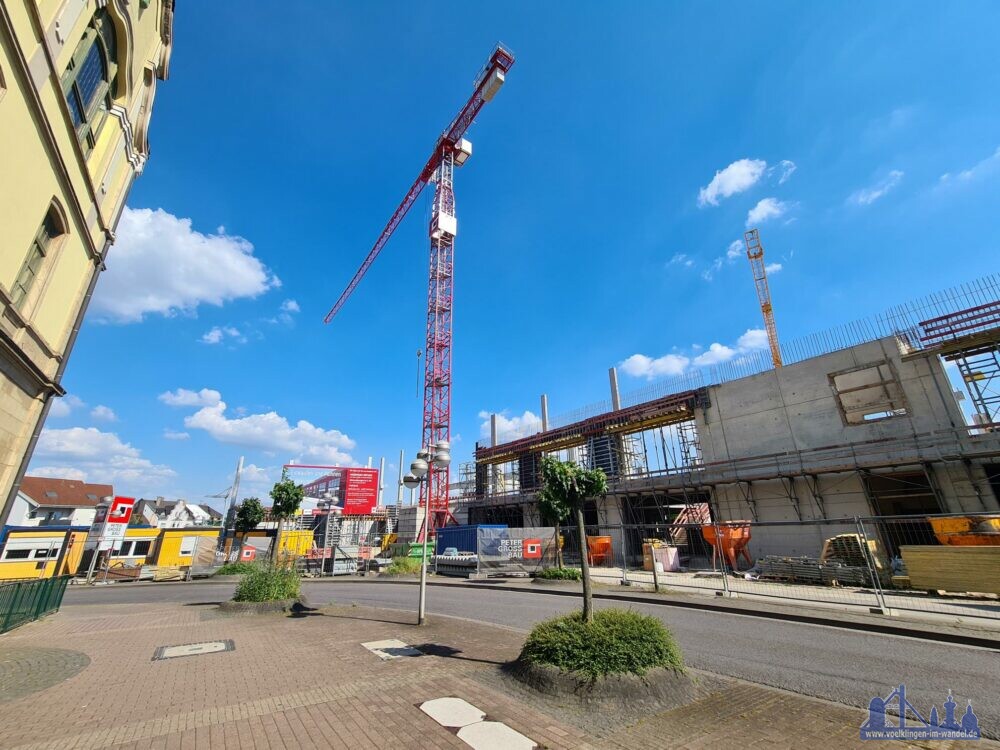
xmin=435 ymin=524 xmax=506 ymax=555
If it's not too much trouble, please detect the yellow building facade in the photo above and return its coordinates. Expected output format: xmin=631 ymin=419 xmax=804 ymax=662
xmin=0 ymin=1 xmax=175 ymax=523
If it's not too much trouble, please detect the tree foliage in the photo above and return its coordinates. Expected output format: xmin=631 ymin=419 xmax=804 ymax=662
xmin=269 ymin=469 xmax=305 ymax=520
xmin=538 ymin=457 xmax=608 ymax=523
xmin=234 ymin=497 xmax=265 ymax=535
xmin=537 ymin=456 xmax=607 ymax=622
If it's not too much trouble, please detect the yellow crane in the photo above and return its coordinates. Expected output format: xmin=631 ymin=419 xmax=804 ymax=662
xmin=744 ymin=228 xmax=782 ymax=368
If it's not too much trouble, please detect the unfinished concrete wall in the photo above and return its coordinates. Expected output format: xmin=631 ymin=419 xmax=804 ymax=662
xmin=697 ymin=338 xmax=965 ymax=466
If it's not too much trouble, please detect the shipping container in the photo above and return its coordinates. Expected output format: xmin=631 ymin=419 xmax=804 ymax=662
xmin=435 ymin=524 xmax=506 ymax=556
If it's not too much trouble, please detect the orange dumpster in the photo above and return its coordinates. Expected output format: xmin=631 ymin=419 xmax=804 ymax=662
xmin=586 ymin=536 xmax=613 ymax=566
xmin=928 ymin=516 xmax=1000 ymax=546
xmin=702 ymin=522 xmax=753 ymax=571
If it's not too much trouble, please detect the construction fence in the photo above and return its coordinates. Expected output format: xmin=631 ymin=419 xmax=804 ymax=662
xmin=552 ymin=512 xmax=1000 ymax=624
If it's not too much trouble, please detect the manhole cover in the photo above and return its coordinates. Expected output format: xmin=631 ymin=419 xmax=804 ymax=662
xmin=153 ymin=639 xmax=234 ymax=661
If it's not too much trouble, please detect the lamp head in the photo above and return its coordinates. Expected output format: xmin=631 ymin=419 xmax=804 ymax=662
xmin=410 ymin=458 xmax=429 ymax=478
xmin=402 ymin=473 xmax=420 ymax=490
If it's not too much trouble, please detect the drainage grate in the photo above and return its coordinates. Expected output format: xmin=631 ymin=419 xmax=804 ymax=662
xmin=153 ymin=639 xmax=235 ymax=661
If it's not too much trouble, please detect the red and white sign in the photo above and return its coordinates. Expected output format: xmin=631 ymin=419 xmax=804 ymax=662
xmin=341 ymin=468 xmax=379 ymax=515
xmin=108 ymin=496 xmax=134 ymax=525
xmin=523 ymin=538 xmax=542 ymax=559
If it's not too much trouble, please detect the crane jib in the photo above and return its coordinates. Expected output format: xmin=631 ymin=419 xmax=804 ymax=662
xmin=323 ymin=44 xmax=514 ymax=325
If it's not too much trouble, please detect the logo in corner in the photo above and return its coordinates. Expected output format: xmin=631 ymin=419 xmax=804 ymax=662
xmin=861 ymin=685 xmax=980 ymax=741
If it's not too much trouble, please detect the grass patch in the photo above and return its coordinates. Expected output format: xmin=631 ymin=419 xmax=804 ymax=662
xmin=216 ymin=562 xmax=257 ymax=576
xmin=519 ymin=608 xmax=684 ymax=679
xmin=383 ymin=557 xmax=422 ymax=575
xmin=232 ymin=563 xmax=301 ymax=602
xmin=535 ymin=567 xmax=582 ymax=581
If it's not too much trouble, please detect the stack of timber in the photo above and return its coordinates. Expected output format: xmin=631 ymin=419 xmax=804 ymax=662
xmin=820 ymin=533 xmax=890 ymax=583
xmin=900 ymin=546 xmax=1000 ymax=595
xmin=759 ymin=555 xmax=873 ymax=587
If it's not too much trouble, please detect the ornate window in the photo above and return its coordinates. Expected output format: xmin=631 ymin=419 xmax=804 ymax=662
xmin=11 ymin=204 xmax=66 ymax=313
xmin=62 ymin=11 xmax=118 ymax=154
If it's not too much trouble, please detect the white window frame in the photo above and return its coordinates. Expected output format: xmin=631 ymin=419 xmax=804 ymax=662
xmin=111 ymin=538 xmax=156 ymax=558
xmin=179 ymin=536 xmax=198 ymax=557
xmin=2 ymin=537 xmax=63 ymax=562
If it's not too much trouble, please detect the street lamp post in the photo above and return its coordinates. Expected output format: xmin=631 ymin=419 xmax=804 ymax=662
xmin=402 ymin=440 xmax=450 ymax=626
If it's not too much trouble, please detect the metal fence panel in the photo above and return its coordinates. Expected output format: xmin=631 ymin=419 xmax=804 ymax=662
xmin=0 ymin=576 xmax=70 ymax=634
xmin=553 ymin=513 xmax=1000 ymax=623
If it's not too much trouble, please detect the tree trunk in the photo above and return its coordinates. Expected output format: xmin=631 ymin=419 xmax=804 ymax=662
xmin=272 ymin=520 xmax=282 ymax=564
xmin=574 ymin=505 xmax=593 ymax=623
xmin=555 ymin=528 xmax=564 ymax=569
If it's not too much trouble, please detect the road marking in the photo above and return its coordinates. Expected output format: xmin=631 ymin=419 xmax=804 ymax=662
xmin=361 ymin=639 xmax=423 ymax=660
xmin=153 ymin=640 xmax=234 ymax=661
xmin=420 ymin=697 xmax=536 ymax=749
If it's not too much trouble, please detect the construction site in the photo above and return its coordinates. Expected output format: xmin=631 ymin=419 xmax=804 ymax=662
xmin=307 ymin=42 xmax=1000 ymax=623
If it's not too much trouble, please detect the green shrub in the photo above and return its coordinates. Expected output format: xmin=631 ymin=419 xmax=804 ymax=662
xmin=216 ymin=562 xmax=257 ymax=576
xmin=384 ymin=557 xmax=422 ymax=575
xmin=519 ymin=608 xmax=684 ymax=679
xmin=535 ymin=567 xmax=582 ymax=581
xmin=232 ymin=563 xmax=301 ymax=602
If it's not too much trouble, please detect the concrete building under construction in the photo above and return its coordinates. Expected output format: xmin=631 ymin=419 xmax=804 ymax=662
xmin=460 ymin=276 xmax=1000 ymax=557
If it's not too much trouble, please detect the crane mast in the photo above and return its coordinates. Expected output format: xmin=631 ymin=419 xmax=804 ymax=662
xmin=744 ymin=228 xmax=783 ymax=368
xmin=323 ymin=44 xmax=514 ymax=533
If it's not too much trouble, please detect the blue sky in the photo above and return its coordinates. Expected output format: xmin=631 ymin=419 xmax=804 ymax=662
xmin=30 ymin=2 xmax=1000 ymax=505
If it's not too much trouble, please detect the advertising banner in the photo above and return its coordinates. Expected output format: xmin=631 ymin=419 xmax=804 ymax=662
xmin=341 ymin=468 xmax=379 ymax=515
xmin=476 ymin=527 xmax=557 ymax=574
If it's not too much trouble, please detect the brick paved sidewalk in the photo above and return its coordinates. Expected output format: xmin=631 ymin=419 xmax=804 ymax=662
xmin=0 ymin=599 xmax=992 ymax=750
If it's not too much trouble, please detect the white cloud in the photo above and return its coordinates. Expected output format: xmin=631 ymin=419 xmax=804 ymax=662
xmin=92 ymin=207 xmax=279 ymax=323
xmin=179 ymin=394 xmax=356 ymax=465
xmin=619 ymin=353 xmax=691 ymax=380
xmin=242 ymin=464 xmax=271 ymax=482
xmin=737 ymin=329 xmax=769 ymax=350
xmin=746 ymin=197 xmax=789 ymax=226
xmin=280 ymin=299 xmax=300 ymax=313
xmin=700 ymin=257 xmax=725 ymax=282
xmin=163 ymin=429 xmax=190 ymax=440
xmin=668 ymin=253 xmax=694 ymax=269
xmin=765 ymin=262 xmax=783 ymax=274
xmin=478 ymin=410 xmax=543 ymax=442
xmin=621 ymin=328 xmax=770 ymax=379
xmin=849 ymin=170 xmax=904 ymax=205
xmin=90 ymin=405 xmax=117 ymax=422
xmin=49 ymin=394 xmax=85 ymax=418
xmin=777 ymin=160 xmax=797 ymax=184
xmin=159 ymin=388 xmax=222 ymax=408
xmin=200 ymin=326 xmax=245 ymax=345
xmin=698 ymin=158 xmax=767 ymax=207
xmin=726 ymin=240 xmax=743 ymax=260
xmin=938 ymin=146 xmax=1000 ymax=185
xmin=692 ymin=343 xmax=736 ymax=366
xmin=31 ymin=427 xmax=175 ymax=487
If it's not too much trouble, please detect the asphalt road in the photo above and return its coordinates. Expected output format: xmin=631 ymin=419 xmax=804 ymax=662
xmin=65 ymin=581 xmax=1000 ymax=736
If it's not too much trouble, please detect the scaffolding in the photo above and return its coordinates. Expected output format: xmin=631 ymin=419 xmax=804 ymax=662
xmin=919 ymin=299 xmax=1000 ymax=429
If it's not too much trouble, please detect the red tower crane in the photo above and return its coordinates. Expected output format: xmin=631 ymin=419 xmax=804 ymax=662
xmin=324 ymin=44 xmax=515 ymax=532
xmin=743 ymin=228 xmax=783 ymax=368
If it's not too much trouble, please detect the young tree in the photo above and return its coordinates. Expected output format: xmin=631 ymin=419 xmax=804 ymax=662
xmin=537 ymin=456 xmax=608 ymax=623
xmin=234 ymin=497 xmax=264 ymax=552
xmin=269 ymin=470 xmax=305 ymax=562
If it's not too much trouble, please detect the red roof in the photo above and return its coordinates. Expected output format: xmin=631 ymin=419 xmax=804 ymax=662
xmin=19 ymin=476 xmax=113 ymax=508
